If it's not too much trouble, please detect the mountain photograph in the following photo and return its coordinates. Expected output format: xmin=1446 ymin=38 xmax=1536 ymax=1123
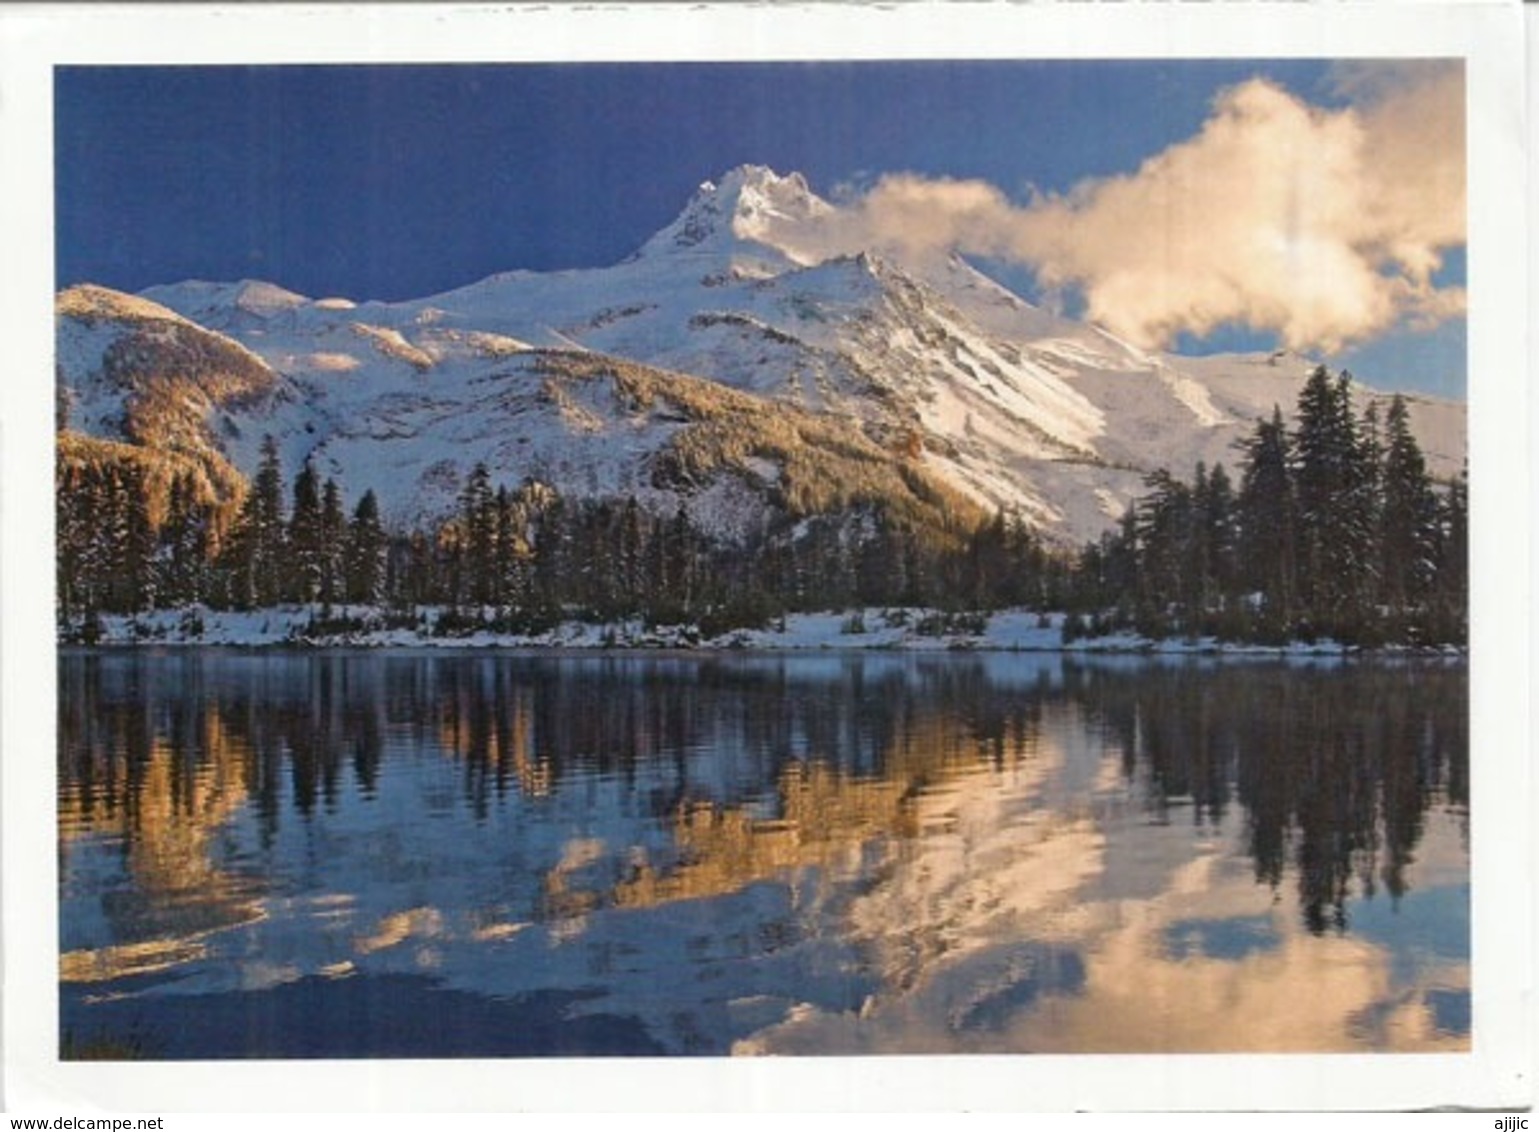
xmin=47 ymin=53 xmax=1476 ymax=1079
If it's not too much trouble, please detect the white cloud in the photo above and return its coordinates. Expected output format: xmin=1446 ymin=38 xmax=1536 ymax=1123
xmin=785 ymin=64 xmax=1465 ymax=352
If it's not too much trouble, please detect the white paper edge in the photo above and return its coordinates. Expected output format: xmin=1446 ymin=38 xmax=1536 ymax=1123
xmin=0 ymin=0 xmax=1530 ymax=1116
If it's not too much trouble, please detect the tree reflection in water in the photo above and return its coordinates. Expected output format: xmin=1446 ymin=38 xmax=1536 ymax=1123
xmin=1067 ymin=660 xmax=1467 ymax=935
xmin=58 ymin=650 xmax=1468 ymax=1057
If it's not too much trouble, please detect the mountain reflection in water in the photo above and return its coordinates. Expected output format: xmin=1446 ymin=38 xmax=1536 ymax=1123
xmin=58 ymin=650 xmax=1468 ymax=1058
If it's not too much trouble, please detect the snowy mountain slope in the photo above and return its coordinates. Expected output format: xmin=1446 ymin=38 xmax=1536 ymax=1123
xmin=315 ymin=348 xmax=983 ymax=538
xmin=56 ymin=287 xmax=982 ymax=542
xmin=1168 ymin=351 xmax=1466 ymax=474
xmin=62 ymin=166 xmax=1465 ymax=544
xmin=55 ymin=285 xmax=296 ymax=507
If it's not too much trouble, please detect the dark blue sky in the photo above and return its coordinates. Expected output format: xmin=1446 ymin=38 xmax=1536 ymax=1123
xmin=57 ymin=60 xmax=1340 ymax=301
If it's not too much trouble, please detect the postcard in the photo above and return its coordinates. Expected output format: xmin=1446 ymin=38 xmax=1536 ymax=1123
xmin=2 ymin=0 xmax=1530 ymax=1116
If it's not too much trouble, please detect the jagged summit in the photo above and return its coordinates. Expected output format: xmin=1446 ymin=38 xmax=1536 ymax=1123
xmin=634 ymin=165 xmax=832 ymax=273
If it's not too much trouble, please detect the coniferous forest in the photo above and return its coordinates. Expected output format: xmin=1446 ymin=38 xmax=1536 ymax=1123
xmin=56 ymin=366 xmax=1466 ymax=648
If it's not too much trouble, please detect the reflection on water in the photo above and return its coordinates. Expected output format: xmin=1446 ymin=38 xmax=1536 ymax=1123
xmin=58 ymin=651 xmax=1468 ymax=1058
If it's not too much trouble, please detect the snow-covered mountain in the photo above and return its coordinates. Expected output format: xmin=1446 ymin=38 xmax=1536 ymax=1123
xmin=58 ymin=165 xmax=1465 ymax=544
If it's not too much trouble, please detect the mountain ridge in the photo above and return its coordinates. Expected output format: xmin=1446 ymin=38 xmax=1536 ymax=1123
xmin=57 ymin=165 xmax=1465 ymax=546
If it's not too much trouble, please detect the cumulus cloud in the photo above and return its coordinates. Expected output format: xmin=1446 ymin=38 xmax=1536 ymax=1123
xmin=787 ymin=64 xmax=1465 ymax=352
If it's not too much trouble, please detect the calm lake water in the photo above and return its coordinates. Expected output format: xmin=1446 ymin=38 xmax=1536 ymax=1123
xmin=57 ymin=649 xmax=1469 ymax=1058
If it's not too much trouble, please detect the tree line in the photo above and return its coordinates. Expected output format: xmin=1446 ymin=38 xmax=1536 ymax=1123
xmin=56 ymin=432 xmax=1063 ymax=639
xmin=58 ymin=436 xmax=387 ymax=629
xmin=55 ymin=366 xmax=1465 ymax=647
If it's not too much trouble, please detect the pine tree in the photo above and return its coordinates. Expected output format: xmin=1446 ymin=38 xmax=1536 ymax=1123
xmin=56 ymin=462 xmax=91 ymax=621
xmin=231 ymin=435 xmax=287 ymax=608
xmin=1374 ymin=395 xmax=1436 ymax=619
xmin=1196 ymin=462 xmax=1238 ymax=615
xmin=1235 ymin=407 xmax=1297 ymax=636
xmin=106 ymin=464 xmax=156 ymax=612
xmin=320 ymin=477 xmax=347 ymax=606
xmin=157 ymin=472 xmax=189 ymax=606
xmin=616 ymin=495 xmax=646 ymax=617
xmin=1431 ymin=462 xmax=1468 ymax=643
xmin=403 ymin=530 xmax=436 ymax=609
xmin=1351 ymin=397 xmax=1386 ymax=623
xmin=1292 ymin=368 xmax=1375 ymax=636
xmin=459 ymin=463 xmax=496 ymax=608
xmin=575 ymin=499 xmax=614 ymax=616
xmin=1133 ymin=469 xmax=1195 ymax=635
xmin=964 ymin=510 xmax=1011 ymax=609
xmin=288 ymin=456 xmax=324 ymax=603
xmin=663 ymin=504 xmax=698 ymax=616
xmin=532 ymin=493 xmax=571 ymax=617
xmin=158 ymin=472 xmax=209 ymax=607
xmin=493 ymin=485 xmax=529 ymax=613
xmin=344 ymin=489 xmax=387 ymax=605
xmin=1089 ymin=506 xmax=1141 ymax=624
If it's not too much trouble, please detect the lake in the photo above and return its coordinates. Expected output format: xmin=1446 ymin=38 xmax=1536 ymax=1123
xmin=57 ymin=649 xmax=1469 ymax=1058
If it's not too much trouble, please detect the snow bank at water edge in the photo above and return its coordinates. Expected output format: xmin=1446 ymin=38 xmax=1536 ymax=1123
xmin=61 ymin=606 xmax=1465 ymax=658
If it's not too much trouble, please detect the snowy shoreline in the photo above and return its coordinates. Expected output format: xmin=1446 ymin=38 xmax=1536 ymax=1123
xmin=60 ymin=605 xmax=1468 ymax=659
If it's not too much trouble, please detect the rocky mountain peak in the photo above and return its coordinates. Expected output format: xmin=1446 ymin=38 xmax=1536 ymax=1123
xmin=636 ymin=165 xmax=831 ymax=270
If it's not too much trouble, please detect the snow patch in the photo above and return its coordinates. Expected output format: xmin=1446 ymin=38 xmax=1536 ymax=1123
xmin=1155 ymin=362 xmax=1233 ymax=428
xmin=69 ymin=605 xmax=1448 ymax=662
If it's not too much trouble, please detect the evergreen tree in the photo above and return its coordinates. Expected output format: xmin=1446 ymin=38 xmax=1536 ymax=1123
xmin=100 ymin=464 xmax=156 ymax=613
xmin=1292 ymin=367 xmax=1373 ymax=634
xmin=320 ymin=477 xmax=347 ymax=606
xmin=56 ymin=462 xmax=92 ymax=621
xmin=459 ymin=463 xmax=496 ymax=607
xmin=1195 ymin=462 xmax=1238 ymax=615
xmin=964 ymin=510 xmax=1011 ymax=610
xmin=90 ymin=468 xmax=126 ymax=612
xmin=1236 ymin=406 xmax=1297 ymax=633
xmin=493 ymin=485 xmax=530 ymax=613
xmin=1088 ymin=506 xmax=1141 ymax=623
xmin=403 ymin=530 xmax=436 ymax=609
xmin=1378 ymin=395 xmax=1440 ymax=615
xmin=615 ymin=495 xmax=646 ymax=617
xmin=665 ymin=504 xmax=700 ymax=616
xmin=1431 ymin=462 xmax=1468 ymax=643
xmin=288 ymin=456 xmax=324 ymax=603
xmin=157 ymin=472 xmax=190 ymax=606
xmin=533 ymin=493 xmax=571 ymax=616
xmin=229 ymin=435 xmax=287 ymax=608
xmin=344 ymin=489 xmax=387 ymax=605
xmin=1132 ymin=470 xmax=1196 ymax=635
xmin=158 ymin=472 xmax=209 ymax=607
xmin=1351 ymin=397 xmax=1386 ymax=621
xmin=576 ymin=499 xmax=615 ymax=615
